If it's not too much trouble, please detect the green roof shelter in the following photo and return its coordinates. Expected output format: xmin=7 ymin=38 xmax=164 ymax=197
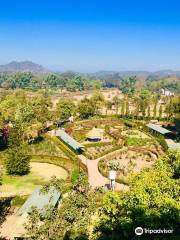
xmin=16 ymin=187 xmax=61 ymax=216
xmin=146 ymin=123 xmax=172 ymax=136
xmin=57 ymin=129 xmax=84 ymax=153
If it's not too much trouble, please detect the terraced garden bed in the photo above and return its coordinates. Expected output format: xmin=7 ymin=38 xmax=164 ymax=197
xmin=98 ymin=144 xmax=163 ymax=184
xmin=25 ymin=138 xmax=67 ymax=158
xmin=84 ymin=143 xmax=122 ymax=160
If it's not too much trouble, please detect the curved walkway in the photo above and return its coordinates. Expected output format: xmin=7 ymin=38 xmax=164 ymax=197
xmin=78 ymin=155 xmax=129 ymax=191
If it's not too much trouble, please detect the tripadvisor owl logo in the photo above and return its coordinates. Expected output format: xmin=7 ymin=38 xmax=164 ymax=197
xmin=135 ymin=227 xmax=143 ymax=235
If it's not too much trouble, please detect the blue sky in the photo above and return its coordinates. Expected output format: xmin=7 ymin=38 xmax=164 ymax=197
xmin=0 ymin=0 xmax=180 ymax=72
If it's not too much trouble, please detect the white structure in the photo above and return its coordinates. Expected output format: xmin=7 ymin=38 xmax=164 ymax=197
xmin=68 ymin=116 xmax=74 ymax=123
xmin=109 ymin=170 xmax=117 ymax=190
xmin=160 ymin=88 xmax=174 ymax=96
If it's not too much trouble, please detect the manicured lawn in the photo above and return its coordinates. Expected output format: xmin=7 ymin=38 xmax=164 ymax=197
xmin=0 ymin=171 xmax=45 ymax=197
xmin=0 ymin=162 xmax=68 ymax=197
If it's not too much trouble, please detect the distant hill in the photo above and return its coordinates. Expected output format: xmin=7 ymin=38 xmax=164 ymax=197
xmin=90 ymin=70 xmax=180 ymax=79
xmin=0 ymin=61 xmax=50 ymax=74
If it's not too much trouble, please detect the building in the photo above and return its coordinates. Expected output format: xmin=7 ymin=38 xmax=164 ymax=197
xmin=146 ymin=123 xmax=173 ymax=138
xmin=160 ymin=88 xmax=174 ymax=96
xmin=165 ymin=138 xmax=180 ymax=149
xmin=16 ymin=187 xmax=60 ymax=216
xmin=57 ymin=129 xmax=84 ymax=153
xmin=1 ymin=187 xmax=61 ymax=240
xmin=86 ymin=127 xmax=104 ymax=142
xmin=167 ymin=142 xmax=180 ymax=150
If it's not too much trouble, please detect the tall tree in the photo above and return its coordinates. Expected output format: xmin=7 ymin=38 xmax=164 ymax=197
xmin=92 ymin=151 xmax=180 ymax=240
xmin=159 ymin=105 xmax=163 ymax=119
xmin=153 ymin=103 xmax=157 ymax=118
xmin=105 ymin=101 xmax=113 ymax=115
xmin=26 ymin=173 xmax=102 ymax=239
xmin=125 ymin=101 xmax=130 ymax=116
xmin=77 ymin=98 xmax=96 ymax=119
xmin=5 ymin=146 xmax=30 ymax=175
xmin=119 ymin=76 xmax=137 ymax=96
xmin=56 ymin=98 xmax=75 ymax=121
xmin=121 ymin=101 xmax=125 ymax=116
xmin=112 ymin=96 xmax=121 ymax=115
xmin=147 ymin=105 xmax=151 ymax=118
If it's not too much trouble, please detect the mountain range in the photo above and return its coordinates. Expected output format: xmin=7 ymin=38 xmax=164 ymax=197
xmin=0 ymin=61 xmax=49 ymax=74
xmin=0 ymin=61 xmax=180 ymax=78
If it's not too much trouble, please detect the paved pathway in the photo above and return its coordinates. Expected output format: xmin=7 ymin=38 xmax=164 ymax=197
xmin=78 ymin=155 xmax=129 ymax=191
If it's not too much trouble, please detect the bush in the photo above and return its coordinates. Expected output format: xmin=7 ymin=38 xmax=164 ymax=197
xmin=0 ymin=197 xmax=12 ymax=225
xmin=125 ymin=137 xmax=150 ymax=146
xmin=71 ymin=168 xmax=81 ymax=183
xmin=5 ymin=147 xmax=30 ymax=175
xmin=11 ymin=195 xmax=28 ymax=206
xmin=107 ymin=160 xmax=120 ymax=171
xmin=123 ymin=120 xmax=137 ymax=128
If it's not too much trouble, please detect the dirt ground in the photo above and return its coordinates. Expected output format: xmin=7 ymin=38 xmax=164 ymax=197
xmin=30 ymin=162 xmax=68 ymax=180
xmin=51 ymin=88 xmax=122 ymax=108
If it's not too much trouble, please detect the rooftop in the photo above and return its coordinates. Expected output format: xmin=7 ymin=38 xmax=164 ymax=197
xmin=86 ymin=127 xmax=104 ymax=139
xmin=57 ymin=129 xmax=84 ymax=151
xmin=146 ymin=123 xmax=172 ymax=135
xmin=16 ymin=187 xmax=60 ymax=216
xmin=167 ymin=143 xmax=180 ymax=150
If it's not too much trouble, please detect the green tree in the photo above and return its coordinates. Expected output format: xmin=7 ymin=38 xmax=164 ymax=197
xmin=26 ymin=173 xmax=102 ymax=240
xmin=91 ymin=91 xmax=105 ymax=113
xmin=119 ymin=76 xmax=137 ymax=96
xmin=5 ymin=146 xmax=30 ymax=175
xmin=153 ymin=103 xmax=157 ymax=118
xmin=105 ymin=101 xmax=113 ymax=115
xmin=121 ymin=101 xmax=125 ymax=116
xmin=147 ymin=105 xmax=151 ymax=118
xmin=112 ymin=96 xmax=121 ymax=115
xmin=138 ymin=89 xmax=151 ymax=117
xmin=77 ymin=98 xmax=95 ymax=119
xmin=89 ymin=79 xmax=102 ymax=90
xmin=159 ymin=105 xmax=163 ymax=119
xmin=45 ymin=74 xmax=59 ymax=88
xmin=125 ymin=101 xmax=130 ymax=116
xmin=92 ymin=151 xmax=180 ymax=240
xmin=74 ymin=75 xmax=85 ymax=91
xmin=56 ymin=98 xmax=75 ymax=121
xmin=11 ymin=72 xmax=34 ymax=88
xmin=66 ymin=79 xmax=77 ymax=92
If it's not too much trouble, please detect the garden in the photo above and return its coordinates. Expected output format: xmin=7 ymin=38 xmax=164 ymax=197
xmin=98 ymin=142 xmax=164 ymax=184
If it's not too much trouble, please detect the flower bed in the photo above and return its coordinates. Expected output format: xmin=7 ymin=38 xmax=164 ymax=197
xmin=98 ymin=145 xmax=163 ymax=184
xmin=84 ymin=142 xmax=122 ymax=160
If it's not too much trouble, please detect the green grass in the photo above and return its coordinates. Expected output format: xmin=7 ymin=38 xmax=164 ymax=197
xmin=71 ymin=168 xmax=81 ymax=183
xmin=72 ymin=129 xmax=89 ymax=142
xmin=125 ymin=138 xmax=152 ymax=146
xmin=11 ymin=195 xmax=29 ymax=206
xmin=0 ymin=158 xmax=69 ymax=197
xmin=25 ymin=138 xmax=66 ymax=158
xmin=0 ymin=171 xmax=46 ymax=196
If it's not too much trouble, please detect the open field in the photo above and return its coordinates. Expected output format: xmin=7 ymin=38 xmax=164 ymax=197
xmin=0 ymin=162 xmax=68 ymax=197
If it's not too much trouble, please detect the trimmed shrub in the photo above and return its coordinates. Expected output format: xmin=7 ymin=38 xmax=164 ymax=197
xmin=5 ymin=147 xmax=30 ymax=175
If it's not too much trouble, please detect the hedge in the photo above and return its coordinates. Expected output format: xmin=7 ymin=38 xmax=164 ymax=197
xmin=45 ymin=135 xmax=88 ymax=174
